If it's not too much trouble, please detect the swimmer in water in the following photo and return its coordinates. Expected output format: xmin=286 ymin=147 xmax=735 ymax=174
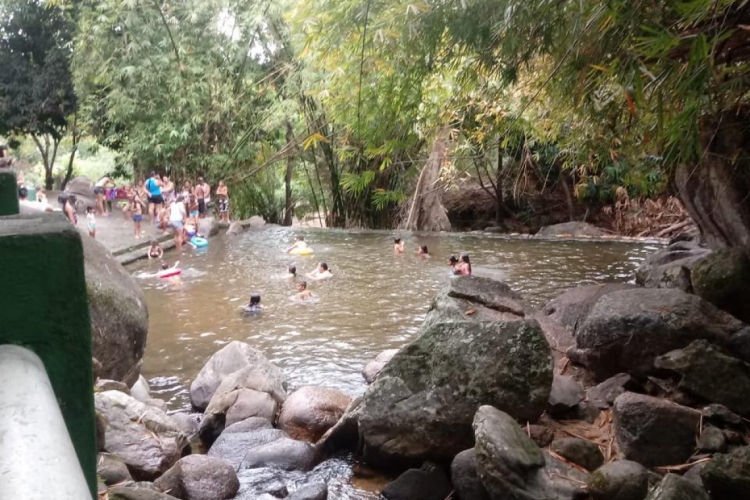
xmin=307 ymin=262 xmax=333 ymax=281
xmin=243 ymin=294 xmax=263 ymax=313
xmin=394 ymin=237 xmax=405 ymax=254
xmin=148 ymin=240 xmax=164 ymax=260
xmin=448 ymin=255 xmax=459 ymax=274
xmin=286 ymin=235 xmax=308 ymax=253
xmin=416 ymin=245 xmax=430 ymax=258
xmin=457 ymin=253 xmax=472 ymax=275
xmin=296 ymin=281 xmax=314 ymax=300
xmin=285 ymin=265 xmax=297 ymax=279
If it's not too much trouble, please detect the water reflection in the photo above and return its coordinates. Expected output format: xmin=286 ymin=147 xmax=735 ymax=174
xmin=131 ymin=228 xmax=656 ymax=410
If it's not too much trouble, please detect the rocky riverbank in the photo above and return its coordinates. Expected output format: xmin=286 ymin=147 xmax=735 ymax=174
xmin=95 ymin=232 xmax=750 ymax=500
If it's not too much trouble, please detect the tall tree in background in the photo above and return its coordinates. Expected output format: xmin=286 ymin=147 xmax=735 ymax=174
xmin=0 ymin=0 xmax=77 ymax=189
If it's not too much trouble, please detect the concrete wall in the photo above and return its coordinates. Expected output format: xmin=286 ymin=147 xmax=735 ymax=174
xmin=0 ymin=212 xmax=97 ymax=497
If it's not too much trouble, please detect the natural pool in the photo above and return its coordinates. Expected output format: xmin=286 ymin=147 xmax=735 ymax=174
xmin=129 ymin=227 xmax=658 ymax=499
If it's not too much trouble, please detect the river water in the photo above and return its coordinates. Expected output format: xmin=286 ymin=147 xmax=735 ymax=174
xmin=129 ymin=227 xmax=657 ymax=497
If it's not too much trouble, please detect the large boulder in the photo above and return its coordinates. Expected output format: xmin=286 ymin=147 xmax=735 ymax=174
xmin=646 ymin=474 xmax=709 ymax=500
xmin=550 ymin=438 xmax=604 ymax=472
xmin=98 ymin=453 xmax=133 ymax=486
xmin=701 ymin=446 xmax=750 ymax=499
xmin=473 ymin=405 xmax=588 ymax=500
xmin=83 ymin=235 xmax=149 ymax=385
xmin=239 ymin=437 xmax=318 ymax=472
xmin=277 ymin=386 xmax=351 ymax=442
xmin=190 ymin=341 xmax=286 ymax=411
xmin=612 ymin=392 xmax=700 ymax=467
xmin=542 ymin=283 xmax=636 ymax=334
xmin=154 ymin=455 xmax=240 ymax=500
xmin=691 ymin=247 xmax=750 ymax=324
xmin=547 ymin=375 xmax=585 ymax=416
xmin=198 ymin=217 xmax=220 ymax=238
xmin=95 ymin=390 xmax=188 ymax=480
xmin=247 ymin=216 xmax=266 ymax=228
xmin=226 ymin=221 xmax=244 ymax=236
xmin=635 ymin=240 xmax=711 ymax=291
xmin=358 ymin=319 xmax=553 ymax=467
xmin=362 ymin=349 xmax=399 ymax=384
xmin=381 ymin=466 xmax=453 ymax=500
xmin=208 ymin=425 xmax=285 ymax=470
xmin=535 ymin=221 xmax=607 ymax=238
xmin=655 ymin=340 xmax=750 ymax=415
xmin=570 ymin=288 xmax=750 ymax=380
xmin=65 ymin=175 xmax=97 ymax=213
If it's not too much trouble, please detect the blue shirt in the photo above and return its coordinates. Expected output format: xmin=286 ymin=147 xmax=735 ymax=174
xmin=145 ymin=177 xmax=162 ymax=196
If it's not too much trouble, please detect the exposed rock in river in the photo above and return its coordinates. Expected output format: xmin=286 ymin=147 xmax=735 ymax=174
xmin=587 ymin=460 xmax=648 ymax=500
xmin=362 ymin=349 xmax=399 ymax=384
xmin=83 ymin=234 xmax=148 ymax=385
xmin=542 ymin=283 xmax=636 ymax=335
xmin=635 ymin=240 xmax=711 ymax=292
xmin=154 ymin=455 xmax=240 ymax=500
xmin=535 ymin=221 xmax=608 ymax=238
xmin=95 ymin=390 xmax=188 ymax=480
xmin=569 ymin=288 xmax=750 ymax=380
xmin=691 ymin=247 xmax=750 ymax=324
xmin=278 ymin=386 xmax=351 ymax=442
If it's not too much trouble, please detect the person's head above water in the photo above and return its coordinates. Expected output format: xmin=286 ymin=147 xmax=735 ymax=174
xmin=288 ymin=265 xmax=297 ymax=276
xmin=249 ymin=294 xmax=261 ymax=306
xmin=460 ymin=253 xmax=470 ymax=263
xmin=297 ymin=281 xmax=308 ymax=291
xmin=150 ymin=240 xmax=159 ymax=247
xmin=394 ymin=237 xmax=402 ymax=244
xmin=318 ymin=262 xmax=329 ymax=272
xmin=448 ymin=255 xmax=458 ymax=265
xmin=419 ymin=245 xmax=429 ymax=254
xmin=295 ymin=235 xmax=305 ymax=242
xmin=161 ymin=262 xmax=169 ymax=270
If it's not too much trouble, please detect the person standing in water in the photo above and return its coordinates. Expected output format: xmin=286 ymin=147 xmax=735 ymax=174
xmin=148 ymin=240 xmax=164 ymax=259
xmin=394 ymin=237 xmax=405 ymax=254
xmin=243 ymin=294 xmax=263 ymax=313
xmin=416 ymin=245 xmax=430 ymax=257
xmin=169 ymin=195 xmax=187 ymax=250
xmin=448 ymin=255 xmax=460 ymax=274
xmin=296 ymin=281 xmax=314 ymax=300
xmin=285 ymin=266 xmax=297 ymax=279
xmin=456 ymin=254 xmax=472 ymax=275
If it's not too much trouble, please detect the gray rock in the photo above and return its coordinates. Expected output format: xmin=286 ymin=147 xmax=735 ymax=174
xmin=278 ymin=386 xmax=351 ymax=442
xmin=287 ymin=483 xmax=328 ymax=500
xmin=702 ymin=404 xmax=742 ymax=427
xmin=587 ymin=460 xmax=648 ymax=500
xmin=381 ymin=467 xmax=452 ymax=500
xmin=171 ymin=412 xmax=202 ymax=438
xmin=96 ymin=410 xmax=107 ymax=451
xmin=83 ymin=234 xmax=149 ymax=385
xmin=109 ymin=484 xmax=180 ymax=500
xmin=450 ymin=449 xmax=490 ymax=500
xmin=95 ymin=390 xmax=188 ymax=480
xmin=612 ymin=392 xmax=700 ymax=467
xmin=645 ymin=474 xmax=709 ymax=500
xmin=96 ymin=379 xmax=131 ymax=394
xmin=247 ymin=215 xmax=266 ymax=228
xmin=98 ymin=453 xmax=132 ymax=486
xmin=147 ymin=398 xmax=168 ymax=411
xmin=635 ymin=241 xmax=711 ymax=291
xmin=234 ymin=467 xmax=296 ymax=499
xmin=198 ymin=217 xmax=219 ymax=238
xmin=190 ymin=341 xmax=287 ymax=411
xmin=701 ymin=445 xmax=750 ymax=498
xmin=224 ymin=388 xmax=278 ymax=426
xmin=226 ymin=221 xmax=244 ymax=236
xmin=547 ymin=375 xmax=585 ymax=416
xmin=586 ymin=373 xmax=640 ymax=410
xmin=655 ymin=340 xmax=750 ymax=416
xmin=314 ymin=397 xmax=361 ymax=455
xmin=208 ymin=428 xmax=287 ymax=469
xmin=527 ymin=425 xmax=555 ymax=448
xmin=571 ymin=288 xmax=748 ymax=380
xmin=362 ymin=349 xmax=399 ymax=384
xmin=542 ymin=284 xmax=636 ymax=334
xmin=131 ymin=375 xmax=151 ymax=403
xmin=550 ymin=438 xmax=604 ymax=471
xmin=683 ymin=462 xmax=706 ymax=487
xmin=358 ymin=319 xmax=553 ymax=467
xmin=698 ymin=426 xmax=727 ymax=454
xmin=535 ymin=222 xmax=607 ymax=238
xmin=691 ymin=248 xmax=750 ymax=324
xmin=224 ymin=416 xmax=274 ymax=433
xmin=240 ymin=437 xmax=318 ymax=472
xmin=473 ymin=406 xmax=588 ymax=500
xmin=154 ymin=455 xmax=240 ymax=500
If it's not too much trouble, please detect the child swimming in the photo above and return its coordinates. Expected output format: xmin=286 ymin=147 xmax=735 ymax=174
xmin=243 ymin=294 xmax=263 ymax=313
xmin=416 ymin=245 xmax=430 ymax=257
xmin=307 ymin=262 xmax=333 ymax=281
xmin=448 ymin=255 xmax=459 ymax=273
xmin=148 ymin=240 xmax=164 ymax=259
xmin=394 ymin=237 xmax=405 ymax=254
xmin=286 ymin=235 xmax=308 ymax=253
xmin=286 ymin=265 xmax=297 ymax=279
xmin=296 ymin=281 xmax=314 ymax=300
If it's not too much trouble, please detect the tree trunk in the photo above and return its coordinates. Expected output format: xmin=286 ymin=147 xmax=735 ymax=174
xmin=283 ymin=121 xmax=295 ymax=227
xmin=31 ymin=133 xmax=61 ymax=190
xmin=401 ymin=130 xmax=452 ymax=231
xmin=62 ymin=117 xmax=80 ymax=191
xmin=560 ymin=170 xmax=576 ymax=222
xmin=673 ymin=108 xmax=750 ymax=253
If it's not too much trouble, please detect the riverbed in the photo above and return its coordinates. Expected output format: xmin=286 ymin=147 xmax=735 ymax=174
xmin=130 ymin=227 xmax=657 ymax=409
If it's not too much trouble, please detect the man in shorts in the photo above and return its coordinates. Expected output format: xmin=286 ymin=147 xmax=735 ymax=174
xmin=145 ymin=171 xmax=164 ymax=222
xmin=196 ymin=177 xmax=210 ymax=218
xmin=169 ymin=195 xmax=187 ymax=251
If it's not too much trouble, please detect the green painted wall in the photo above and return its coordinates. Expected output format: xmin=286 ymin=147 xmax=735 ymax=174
xmin=0 ymin=214 xmax=97 ymax=497
xmin=0 ymin=170 xmax=19 ymax=216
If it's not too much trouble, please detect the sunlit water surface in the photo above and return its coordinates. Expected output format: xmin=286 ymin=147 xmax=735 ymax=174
xmin=129 ymin=228 xmax=658 ymax=499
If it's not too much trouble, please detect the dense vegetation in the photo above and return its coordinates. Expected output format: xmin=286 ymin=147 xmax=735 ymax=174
xmin=2 ymin=0 xmax=749 ymax=239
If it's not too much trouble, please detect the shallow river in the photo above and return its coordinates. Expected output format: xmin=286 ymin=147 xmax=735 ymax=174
xmin=129 ymin=228 xmax=657 ymax=497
